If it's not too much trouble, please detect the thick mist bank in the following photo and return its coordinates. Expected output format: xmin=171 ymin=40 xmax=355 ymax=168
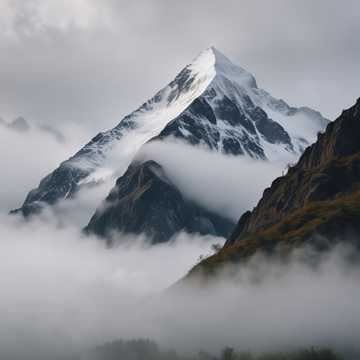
xmin=0 ymin=214 xmax=222 ymax=359
xmin=0 ymin=120 xmax=357 ymax=360
xmin=1 ymin=214 xmax=360 ymax=359
xmin=0 ymin=123 xmax=91 ymax=213
xmin=136 ymin=140 xmax=284 ymax=221
xmin=89 ymin=338 xmax=342 ymax=360
xmin=1 ymin=121 xmax=285 ymax=229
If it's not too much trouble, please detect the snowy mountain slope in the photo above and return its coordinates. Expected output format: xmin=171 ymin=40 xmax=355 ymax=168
xmin=154 ymin=48 xmax=328 ymax=161
xmin=12 ymin=49 xmax=216 ymax=215
xmin=13 ymin=47 xmax=328 ymax=217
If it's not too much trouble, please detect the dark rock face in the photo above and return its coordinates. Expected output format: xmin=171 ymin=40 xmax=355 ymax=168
xmin=252 ymin=107 xmax=292 ymax=145
xmin=155 ymin=97 xmax=221 ymax=151
xmin=226 ymin=211 xmax=252 ymax=245
xmin=85 ymin=161 xmax=234 ymax=243
xmin=214 ymin=95 xmax=255 ymax=131
xmin=12 ymin=128 xmax=124 ymax=217
xmin=186 ymin=99 xmax=360 ymax=275
xmin=154 ymin=86 xmax=295 ymax=159
xmin=12 ymin=163 xmax=90 ymax=217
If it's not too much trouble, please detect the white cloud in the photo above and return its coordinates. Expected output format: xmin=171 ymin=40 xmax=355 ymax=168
xmin=0 ymin=123 xmax=89 ymax=213
xmin=0 ymin=0 xmax=112 ymax=36
xmin=137 ymin=140 xmax=284 ymax=221
xmin=0 ymin=0 xmax=358 ymax=134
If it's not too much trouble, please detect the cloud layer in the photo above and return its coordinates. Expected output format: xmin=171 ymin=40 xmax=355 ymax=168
xmin=0 ymin=214 xmax=359 ymax=359
xmin=0 ymin=3 xmax=359 ymax=359
xmin=0 ymin=125 xmax=77 ymax=213
xmin=0 ymin=214 xmax=222 ymax=359
xmin=0 ymin=0 xmax=359 ymax=136
xmin=137 ymin=140 xmax=284 ymax=221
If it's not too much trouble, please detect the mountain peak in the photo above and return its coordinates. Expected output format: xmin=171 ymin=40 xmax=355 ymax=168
xmin=13 ymin=46 xmax=328 ymax=219
xmin=85 ymin=160 xmax=234 ymax=243
xmin=188 ymin=47 xmax=257 ymax=89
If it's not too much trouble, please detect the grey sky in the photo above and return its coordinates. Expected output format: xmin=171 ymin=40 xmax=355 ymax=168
xmin=0 ymin=0 xmax=359 ymax=135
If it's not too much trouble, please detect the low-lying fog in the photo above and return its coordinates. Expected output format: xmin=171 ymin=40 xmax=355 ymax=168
xmin=1 ymin=125 xmax=359 ymax=360
xmin=1 ymin=214 xmax=360 ymax=360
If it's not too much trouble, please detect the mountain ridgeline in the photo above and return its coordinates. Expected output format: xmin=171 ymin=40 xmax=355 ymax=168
xmin=12 ymin=47 xmax=328 ymax=242
xmin=191 ymin=98 xmax=360 ymax=274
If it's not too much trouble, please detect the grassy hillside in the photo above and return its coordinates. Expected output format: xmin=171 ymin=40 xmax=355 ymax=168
xmin=190 ymin=190 xmax=360 ymax=276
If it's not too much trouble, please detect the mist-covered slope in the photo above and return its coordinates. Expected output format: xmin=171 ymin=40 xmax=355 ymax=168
xmin=190 ymin=98 xmax=360 ymax=274
xmin=84 ymin=160 xmax=234 ymax=243
xmin=13 ymin=47 xmax=328 ymax=219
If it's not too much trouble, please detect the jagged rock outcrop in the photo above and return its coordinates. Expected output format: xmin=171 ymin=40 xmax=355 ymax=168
xmin=85 ymin=160 xmax=234 ymax=243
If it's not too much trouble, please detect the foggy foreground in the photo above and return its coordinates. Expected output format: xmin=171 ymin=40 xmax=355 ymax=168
xmin=88 ymin=339 xmax=342 ymax=360
xmin=0 ymin=122 xmax=358 ymax=360
xmin=1 ymin=214 xmax=360 ymax=360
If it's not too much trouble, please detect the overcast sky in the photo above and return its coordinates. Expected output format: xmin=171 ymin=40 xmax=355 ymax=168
xmin=0 ymin=0 xmax=359 ymax=135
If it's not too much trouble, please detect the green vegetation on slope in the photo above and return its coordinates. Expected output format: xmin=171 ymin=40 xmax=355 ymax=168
xmin=192 ymin=191 xmax=360 ymax=275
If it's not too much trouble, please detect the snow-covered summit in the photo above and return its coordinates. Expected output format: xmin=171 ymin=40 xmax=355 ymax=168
xmin=13 ymin=47 xmax=328 ymax=217
xmin=181 ymin=46 xmax=257 ymax=90
xmin=153 ymin=47 xmax=328 ymax=161
xmin=212 ymin=47 xmax=257 ymax=88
